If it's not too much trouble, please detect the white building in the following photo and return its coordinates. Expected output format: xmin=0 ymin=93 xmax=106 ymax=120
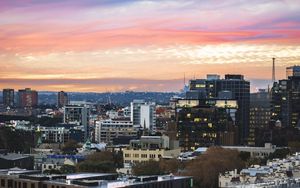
xmin=219 ymin=153 xmax=300 ymax=188
xmin=221 ymin=143 xmax=279 ymax=158
xmin=95 ymin=119 xmax=138 ymax=144
xmin=130 ymin=100 xmax=156 ymax=130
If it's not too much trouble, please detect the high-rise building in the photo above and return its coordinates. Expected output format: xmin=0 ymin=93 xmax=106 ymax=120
xmin=185 ymin=74 xmax=250 ymax=144
xmin=130 ymin=100 xmax=156 ymax=130
xmin=63 ymin=104 xmax=90 ymax=140
xmin=57 ymin=91 xmax=69 ymax=108
xmin=176 ymin=98 xmax=239 ymax=150
xmin=271 ymin=69 xmax=300 ymax=128
xmin=2 ymin=88 xmax=14 ymax=107
xmin=17 ymin=88 xmax=38 ymax=108
xmin=248 ymin=89 xmax=271 ymax=145
xmin=286 ymin=65 xmax=300 ymax=78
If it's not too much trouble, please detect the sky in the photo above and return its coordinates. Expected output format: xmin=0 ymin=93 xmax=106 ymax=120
xmin=0 ymin=0 xmax=300 ymax=92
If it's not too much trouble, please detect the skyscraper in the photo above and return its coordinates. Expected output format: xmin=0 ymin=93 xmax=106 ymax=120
xmin=185 ymin=74 xmax=250 ymax=144
xmin=17 ymin=88 xmax=38 ymax=108
xmin=286 ymin=65 xmax=300 ymax=78
xmin=57 ymin=91 xmax=69 ymax=108
xmin=2 ymin=88 xmax=14 ymax=107
xmin=271 ymin=68 xmax=300 ymax=127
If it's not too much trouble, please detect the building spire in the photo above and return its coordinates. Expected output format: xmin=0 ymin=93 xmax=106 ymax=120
xmin=272 ymin=58 xmax=276 ymax=83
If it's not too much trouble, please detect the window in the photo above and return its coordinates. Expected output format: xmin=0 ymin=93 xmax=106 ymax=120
xmin=31 ymin=184 xmax=35 ymax=188
xmin=1 ymin=180 xmax=5 ymax=187
xmin=23 ymin=183 xmax=27 ymax=188
xmin=141 ymin=154 xmax=147 ymax=158
xmin=125 ymin=154 xmax=130 ymax=157
xmin=149 ymin=154 xmax=156 ymax=158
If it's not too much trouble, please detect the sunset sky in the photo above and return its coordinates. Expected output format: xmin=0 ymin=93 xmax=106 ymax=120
xmin=1 ymin=0 xmax=300 ymax=92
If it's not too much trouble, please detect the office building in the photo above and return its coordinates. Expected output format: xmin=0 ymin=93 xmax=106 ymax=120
xmin=176 ymin=99 xmax=239 ymax=151
xmin=248 ymin=89 xmax=271 ymax=145
xmin=63 ymin=104 xmax=90 ymax=140
xmin=286 ymin=65 xmax=300 ymax=78
xmin=2 ymin=89 xmax=14 ymax=107
xmin=186 ymin=74 xmax=250 ymax=143
xmin=271 ymin=69 xmax=300 ymax=127
xmin=17 ymin=88 xmax=38 ymax=108
xmin=95 ymin=119 xmax=138 ymax=144
xmin=130 ymin=100 xmax=156 ymax=130
xmin=123 ymin=135 xmax=181 ymax=164
xmin=176 ymin=74 xmax=249 ymax=150
xmin=57 ymin=91 xmax=69 ymax=108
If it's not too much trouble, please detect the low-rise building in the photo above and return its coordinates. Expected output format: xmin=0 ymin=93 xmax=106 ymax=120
xmin=221 ymin=143 xmax=279 ymax=158
xmin=219 ymin=153 xmax=300 ymax=188
xmin=123 ymin=135 xmax=181 ymax=165
xmin=0 ymin=169 xmax=193 ymax=188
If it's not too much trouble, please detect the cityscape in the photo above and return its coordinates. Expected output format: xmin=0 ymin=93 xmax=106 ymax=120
xmin=1 ymin=1 xmax=300 ymax=188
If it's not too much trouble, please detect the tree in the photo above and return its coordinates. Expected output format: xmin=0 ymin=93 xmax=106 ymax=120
xmin=268 ymin=148 xmax=290 ymax=160
xmin=60 ymin=164 xmax=76 ymax=174
xmin=61 ymin=140 xmax=79 ymax=154
xmin=132 ymin=160 xmax=164 ymax=176
xmin=159 ymin=158 xmax=181 ymax=174
xmin=183 ymin=147 xmax=245 ymax=188
xmin=76 ymin=151 xmax=117 ymax=173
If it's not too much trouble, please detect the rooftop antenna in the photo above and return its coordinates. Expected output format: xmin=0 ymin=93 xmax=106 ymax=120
xmin=184 ymin=73 xmax=186 ymax=85
xmin=272 ymin=58 xmax=276 ymax=83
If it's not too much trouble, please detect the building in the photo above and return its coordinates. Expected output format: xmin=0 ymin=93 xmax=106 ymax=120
xmin=0 ymin=152 xmax=34 ymax=170
xmin=2 ymin=89 xmax=14 ymax=107
xmin=130 ymin=100 xmax=156 ymax=130
xmin=185 ymin=74 xmax=250 ymax=144
xmin=219 ymin=153 xmax=300 ymax=188
xmin=271 ymin=68 xmax=300 ymax=128
xmin=248 ymin=89 xmax=271 ymax=145
xmin=17 ymin=88 xmax=38 ymax=108
xmin=0 ymin=170 xmax=193 ymax=188
xmin=38 ymin=124 xmax=84 ymax=143
xmin=123 ymin=135 xmax=181 ymax=164
xmin=286 ymin=65 xmax=300 ymax=78
xmin=221 ymin=143 xmax=278 ymax=159
xmin=57 ymin=91 xmax=69 ymax=108
xmin=176 ymin=98 xmax=239 ymax=151
xmin=95 ymin=119 xmax=138 ymax=144
xmin=63 ymin=104 xmax=90 ymax=140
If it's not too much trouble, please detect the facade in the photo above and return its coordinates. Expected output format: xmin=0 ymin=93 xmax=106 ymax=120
xmin=17 ymin=88 xmax=38 ymax=108
xmin=57 ymin=91 xmax=68 ymax=108
xmin=176 ymin=98 xmax=239 ymax=151
xmin=95 ymin=119 xmax=138 ymax=144
xmin=123 ymin=136 xmax=181 ymax=164
xmin=271 ymin=72 xmax=300 ymax=128
xmin=130 ymin=100 xmax=156 ymax=130
xmin=2 ymin=89 xmax=14 ymax=107
xmin=63 ymin=104 xmax=90 ymax=140
xmin=186 ymin=74 xmax=250 ymax=144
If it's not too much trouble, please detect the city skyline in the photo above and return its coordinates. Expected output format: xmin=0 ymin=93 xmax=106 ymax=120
xmin=1 ymin=0 xmax=300 ymax=92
